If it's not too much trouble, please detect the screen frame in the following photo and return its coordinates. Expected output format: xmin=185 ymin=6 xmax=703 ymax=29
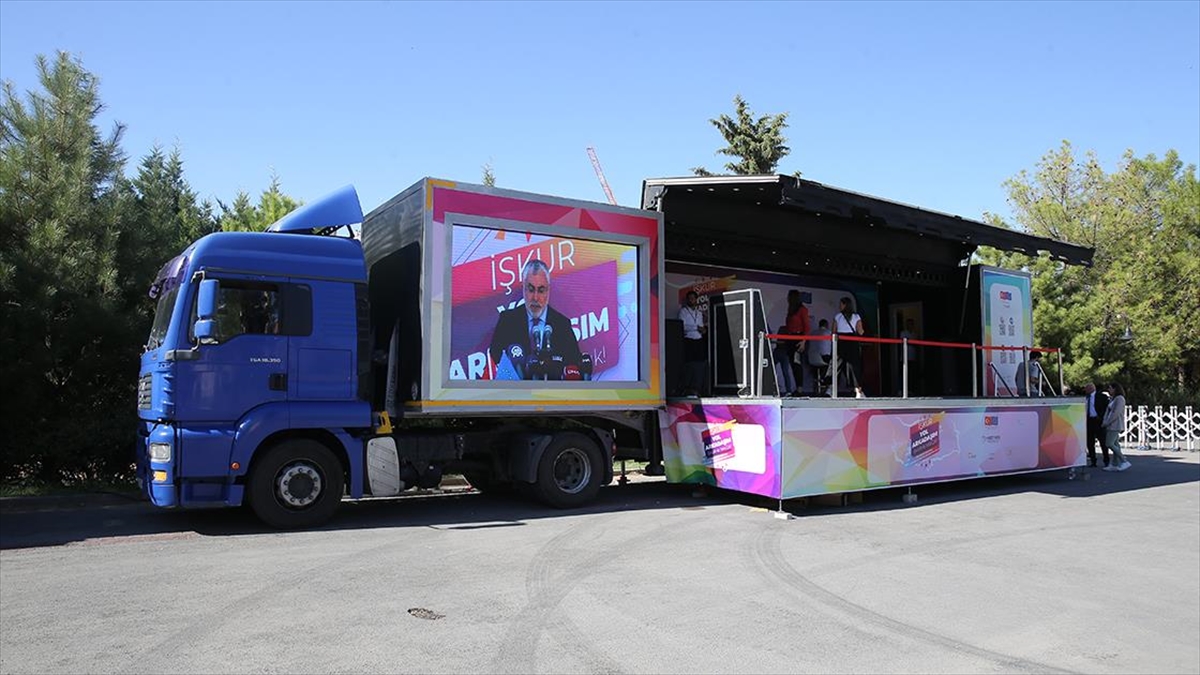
xmin=440 ymin=212 xmax=653 ymax=390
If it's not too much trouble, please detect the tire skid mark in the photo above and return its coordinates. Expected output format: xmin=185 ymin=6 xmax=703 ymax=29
xmin=736 ymin=530 xmax=883 ymax=647
xmin=492 ymin=516 xmax=681 ymax=674
xmin=752 ymin=525 xmax=1076 ymax=675
xmin=798 ymin=514 xmax=1171 ymax=580
xmin=138 ymin=534 xmax=415 ymax=671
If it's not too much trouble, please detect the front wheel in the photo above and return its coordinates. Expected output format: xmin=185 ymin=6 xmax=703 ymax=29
xmin=534 ymin=432 xmax=604 ymax=508
xmin=248 ymin=439 xmax=344 ymax=529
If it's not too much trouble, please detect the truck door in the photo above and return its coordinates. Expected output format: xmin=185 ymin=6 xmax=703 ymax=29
xmin=174 ymin=277 xmax=290 ymax=423
xmin=287 ymin=278 xmax=357 ymax=403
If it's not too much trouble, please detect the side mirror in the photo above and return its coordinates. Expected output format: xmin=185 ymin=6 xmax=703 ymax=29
xmin=195 ymin=319 xmax=218 ymax=345
xmin=195 ymin=279 xmax=220 ymax=345
xmin=197 ymin=279 xmax=219 ymax=320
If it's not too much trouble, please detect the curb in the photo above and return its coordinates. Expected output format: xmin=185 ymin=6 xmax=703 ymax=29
xmin=0 ymin=492 xmax=146 ymax=514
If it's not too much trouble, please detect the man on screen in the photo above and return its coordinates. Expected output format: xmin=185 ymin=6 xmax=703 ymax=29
xmin=487 ymin=259 xmax=583 ymax=380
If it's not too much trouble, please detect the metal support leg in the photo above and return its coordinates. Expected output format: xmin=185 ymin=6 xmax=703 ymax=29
xmin=831 ymin=334 xmax=839 ymax=399
xmin=971 ymin=343 xmax=978 ymax=397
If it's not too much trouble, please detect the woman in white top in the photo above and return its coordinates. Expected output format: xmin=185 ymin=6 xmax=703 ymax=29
xmin=1101 ymin=382 xmax=1130 ymax=471
xmin=832 ymin=296 xmax=866 ymax=398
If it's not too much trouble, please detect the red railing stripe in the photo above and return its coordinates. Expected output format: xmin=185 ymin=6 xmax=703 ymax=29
xmin=764 ymin=333 xmax=1061 ymax=353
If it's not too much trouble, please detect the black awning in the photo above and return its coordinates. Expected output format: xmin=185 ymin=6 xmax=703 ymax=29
xmin=642 ymin=175 xmax=1095 ymax=269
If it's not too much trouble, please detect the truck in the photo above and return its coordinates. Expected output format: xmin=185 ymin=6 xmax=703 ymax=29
xmin=138 ymin=178 xmax=665 ymax=528
xmin=138 ymin=173 xmax=1094 ymax=528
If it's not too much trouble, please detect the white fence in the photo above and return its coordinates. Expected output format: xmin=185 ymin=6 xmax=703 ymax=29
xmin=1123 ymin=405 xmax=1200 ymax=452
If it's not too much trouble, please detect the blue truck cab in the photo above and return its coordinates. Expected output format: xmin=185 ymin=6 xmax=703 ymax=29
xmin=137 ymin=186 xmax=373 ymax=527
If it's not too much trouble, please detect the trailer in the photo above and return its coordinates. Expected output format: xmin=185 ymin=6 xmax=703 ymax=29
xmin=643 ymin=175 xmax=1093 ymax=501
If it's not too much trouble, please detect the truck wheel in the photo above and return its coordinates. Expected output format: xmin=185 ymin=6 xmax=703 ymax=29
xmin=534 ymin=432 xmax=603 ymax=508
xmin=249 ymin=439 xmax=344 ymax=529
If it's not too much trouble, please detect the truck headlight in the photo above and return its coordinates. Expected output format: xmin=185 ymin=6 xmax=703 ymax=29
xmin=149 ymin=442 xmax=172 ymax=462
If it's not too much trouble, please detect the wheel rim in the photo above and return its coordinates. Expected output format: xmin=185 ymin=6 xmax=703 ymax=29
xmin=553 ymin=448 xmax=592 ymax=495
xmin=276 ymin=461 xmax=323 ymax=508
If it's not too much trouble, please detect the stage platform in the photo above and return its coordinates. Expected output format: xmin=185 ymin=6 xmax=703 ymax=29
xmin=659 ymin=396 xmax=1086 ymax=500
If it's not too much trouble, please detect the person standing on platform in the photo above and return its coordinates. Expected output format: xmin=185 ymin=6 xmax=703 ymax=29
xmin=679 ymin=290 xmax=708 ymax=396
xmin=773 ymin=322 xmax=798 ymax=396
xmin=832 ymin=296 xmax=866 ymax=398
xmin=1084 ymin=382 xmax=1111 ymax=468
xmin=1015 ymin=351 xmax=1045 ymax=396
xmin=1101 ymin=382 xmax=1131 ymax=472
xmin=784 ymin=290 xmax=810 ymax=393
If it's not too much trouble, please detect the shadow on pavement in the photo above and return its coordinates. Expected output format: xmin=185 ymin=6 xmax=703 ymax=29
xmin=3 ymin=452 xmax=1195 ymax=551
xmin=0 ymin=479 xmax=718 ymax=551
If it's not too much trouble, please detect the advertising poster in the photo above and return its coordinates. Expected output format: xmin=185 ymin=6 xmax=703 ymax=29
xmin=779 ymin=401 xmax=1085 ymax=499
xmin=448 ymin=224 xmax=640 ymax=382
xmin=658 ymin=401 xmax=782 ymax=498
xmin=980 ymin=267 xmax=1033 ymax=397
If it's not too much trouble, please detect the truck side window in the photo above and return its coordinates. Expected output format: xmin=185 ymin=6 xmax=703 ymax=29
xmin=189 ymin=281 xmax=311 ymax=343
xmin=219 ymin=286 xmax=282 ymax=338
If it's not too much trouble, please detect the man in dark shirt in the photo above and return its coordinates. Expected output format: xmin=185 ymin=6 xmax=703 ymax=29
xmin=488 ymin=259 xmax=582 ymax=380
xmin=1084 ymin=382 xmax=1111 ymax=467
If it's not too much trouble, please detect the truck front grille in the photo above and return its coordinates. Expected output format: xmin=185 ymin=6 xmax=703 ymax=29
xmin=138 ymin=374 xmax=152 ymax=410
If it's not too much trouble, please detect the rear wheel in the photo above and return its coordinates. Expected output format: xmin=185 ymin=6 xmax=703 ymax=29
xmin=534 ymin=432 xmax=604 ymax=508
xmin=248 ymin=439 xmax=344 ymax=529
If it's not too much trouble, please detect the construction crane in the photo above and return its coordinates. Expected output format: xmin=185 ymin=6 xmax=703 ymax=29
xmin=586 ymin=146 xmax=618 ymax=206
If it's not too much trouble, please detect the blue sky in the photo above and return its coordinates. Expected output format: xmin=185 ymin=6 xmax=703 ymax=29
xmin=1 ymin=0 xmax=1197 ymax=227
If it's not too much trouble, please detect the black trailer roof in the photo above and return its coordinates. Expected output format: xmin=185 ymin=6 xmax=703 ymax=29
xmin=642 ymin=175 xmax=1093 ymax=286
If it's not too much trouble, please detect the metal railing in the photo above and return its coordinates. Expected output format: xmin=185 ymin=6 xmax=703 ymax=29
xmin=1124 ymin=405 xmax=1200 ymax=452
xmin=766 ymin=332 xmax=1064 ymax=399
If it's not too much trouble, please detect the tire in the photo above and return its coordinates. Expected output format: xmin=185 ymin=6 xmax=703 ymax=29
xmin=534 ymin=432 xmax=604 ymax=508
xmin=248 ymin=439 xmax=344 ymax=529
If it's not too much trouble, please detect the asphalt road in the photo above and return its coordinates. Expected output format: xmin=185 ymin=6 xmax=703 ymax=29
xmin=2 ymin=449 xmax=1198 ymax=674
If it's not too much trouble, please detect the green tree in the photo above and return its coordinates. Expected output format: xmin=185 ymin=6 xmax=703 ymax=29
xmin=124 ymin=145 xmax=218 ymax=309
xmin=0 ymin=52 xmax=141 ymax=483
xmin=216 ymin=174 xmax=301 ymax=232
xmin=692 ymin=95 xmax=792 ymax=176
xmin=131 ymin=146 xmax=216 ymax=254
xmin=482 ymin=160 xmax=496 ymax=187
xmin=978 ymin=141 xmax=1199 ymax=404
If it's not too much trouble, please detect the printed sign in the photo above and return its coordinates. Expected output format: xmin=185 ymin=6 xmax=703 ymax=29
xmin=981 ymin=268 xmax=1033 ymax=396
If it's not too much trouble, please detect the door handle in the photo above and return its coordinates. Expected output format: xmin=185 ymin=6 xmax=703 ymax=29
xmin=269 ymin=373 xmax=288 ymax=391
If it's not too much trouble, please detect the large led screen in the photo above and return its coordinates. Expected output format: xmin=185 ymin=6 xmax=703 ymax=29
xmin=448 ymin=223 xmax=640 ymax=383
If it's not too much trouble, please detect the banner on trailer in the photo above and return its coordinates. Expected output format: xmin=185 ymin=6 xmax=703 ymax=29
xmin=659 ymin=401 xmax=782 ymax=498
xmin=448 ymin=224 xmax=639 ymax=383
xmin=779 ymin=402 xmax=1085 ymax=498
xmin=980 ymin=267 xmax=1033 ymax=397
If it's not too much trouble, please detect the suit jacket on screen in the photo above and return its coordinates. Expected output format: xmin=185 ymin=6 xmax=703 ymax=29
xmin=488 ymin=305 xmax=583 ymax=376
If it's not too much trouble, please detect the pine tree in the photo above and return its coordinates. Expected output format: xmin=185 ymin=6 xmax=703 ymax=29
xmin=692 ymin=95 xmax=792 ymax=176
xmin=0 ymin=52 xmax=138 ymax=482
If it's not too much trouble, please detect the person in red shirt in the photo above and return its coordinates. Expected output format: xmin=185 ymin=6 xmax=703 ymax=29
xmin=782 ymin=290 xmax=809 ymax=392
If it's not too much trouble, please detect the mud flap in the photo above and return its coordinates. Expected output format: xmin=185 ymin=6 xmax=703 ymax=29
xmin=367 ymin=437 xmax=402 ymax=496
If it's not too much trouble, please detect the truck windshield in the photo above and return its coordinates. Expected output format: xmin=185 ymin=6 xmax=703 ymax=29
xmin=146 ymin=286 xmax=180 ymax=350
xmin=146 ymin=254 xmax=189 ymax=350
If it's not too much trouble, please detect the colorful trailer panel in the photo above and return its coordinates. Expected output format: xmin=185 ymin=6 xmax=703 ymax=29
xmin=660 ymin=397 xmax=1086 ymax=499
